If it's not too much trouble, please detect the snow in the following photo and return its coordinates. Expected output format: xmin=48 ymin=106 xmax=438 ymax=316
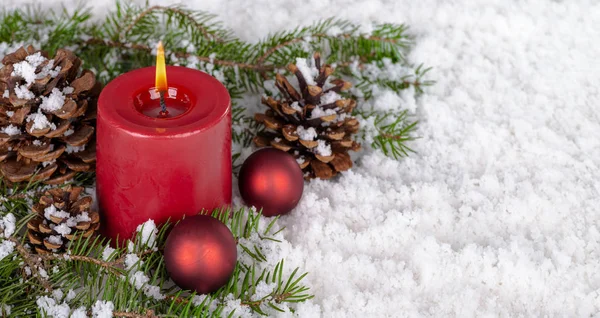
xmin=0 ymin=240 xmax=15 ymax=261
xmin=290 ymin=101 xmax=302 ymax=112
xmin=36 ymin=294 xmax=85 ymax=318
xmin=65 ymin=212 xmax=90 ymax=227
xmin=36 ymin=290 xmax=84 ymax=317
xmin=0 ymin=213 xmax=16 ymax=238
xmin=124 ymin=253 xmax=140 ymax=270
xmin=91 ymin=300 xmax=113 ymax=318
xmin=25 ymin=52 xmax=46 ymax=69
xmin=314 ymin=139 xmax=332 ymax=156
xmin=221 ymin=294 xmax=253 ymax=317
xmin=62 ymin=86 xmax=74 ymax=94
xmin=41 ymin=60 xmax=61 ymax=78
xmin=296 ymin=126 xmax=317 ymax=141
xmin=123 ymin=223 xmax=165 ymax=300
xmin=15 ymin=84 xmax=35 ymax=99
xmin=52 ymin=289 xmax=64 ymax=301
xmin=129 ymin=271 xmax=165 ymax=300
xmin=101 ymin=246 xmax=116 ymax=261
xmin=65 ymin=290 xmax=76 ymax=302
xmin=12 ymin=56 xmax=41 ymax=85
xmin=63 ymin=129 xmax=74 ymax=136
xmin=39 ymin=88 xmax=66 ymax=112
xmin=295 ymin=58 xmax=317 ymax=85
xmin=1 ymin=124 xmax=20 ymax=136
xmin=42 ymin=160 xmax=56 ymax=168
xmin=5 ymin=0 xmax=600 ymax=316
xmin=65 ymin=144 xmax=85 ymax=154
xmin=4 ymin=110 xmax=12 ymax=118
xmin=53 ymin=223 xmax=72 ymax=236
xmin=11 ymin=53 xmax=61 ymax=87
xmin=36 ymin=296 xmax=70 ymax=318
xmin=47 ymin=235 xmax=62 ymax=245
xmin=135 ymin=219 xmax=157 ymax=248
xmin=44 ymin=205 xmax=70 ymax=221
xmin=309 ymin=106 xmax=337 ymax=119
xmin=191 ymin=295 xmax=208 ymax=307
xmin=39 ymin=268 xmax=49 ymax=279
xmin=2 ymin=90 xmax=8 ymax=98
xmin=319 ymin=91 xmax=342 ymax=105
xmin=70 ymin=307 xmax=86 ymax=318
xmin=1 ymin=304 xmax=11 ymax=316
xmin=367 ymin=87 xmax=405 ymax=112
xmin=253 ymin=281 xmax=276 ymax=299
xmin=27 ymin=110 xmax=57 ymax=132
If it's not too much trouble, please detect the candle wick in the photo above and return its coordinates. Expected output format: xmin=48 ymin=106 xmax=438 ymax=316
xmin=159 ymin=92 xmax=167 ymax=113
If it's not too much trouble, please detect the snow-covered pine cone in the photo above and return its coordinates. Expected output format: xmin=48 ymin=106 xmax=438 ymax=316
xmin=27 ymin=186 xmax=99 ymax=254
xmin=254 ymin=52 xmax=361 ymax=180
xmin=0 ymin=45 xmax=98 ymax=185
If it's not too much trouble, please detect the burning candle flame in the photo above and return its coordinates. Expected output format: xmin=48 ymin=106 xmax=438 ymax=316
xmin=155 ymin=41 xmax=168 ymax=93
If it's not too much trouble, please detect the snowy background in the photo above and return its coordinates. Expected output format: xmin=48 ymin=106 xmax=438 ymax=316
xmin=4 ymin=0 xmax=600 ymax=316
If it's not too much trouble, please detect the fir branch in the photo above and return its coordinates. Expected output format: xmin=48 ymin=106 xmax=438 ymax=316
xmin=8 ymin=237 xmax=53 ymax=292
xmin=121 ymin=5 xmax=225 ymax=43
xmin=363 ymin=110 xmax=419 ymax=159
xmin=82 ymin=38 xmax=272 ymax=71
xmin=256 ymin=31 xmax=408 ymax=67
xmin=39 ymin=253 xmax=123 ymax=276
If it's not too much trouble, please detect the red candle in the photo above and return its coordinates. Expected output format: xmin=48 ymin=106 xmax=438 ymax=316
xmin=96 ymin=52 xmax=231 ymax=242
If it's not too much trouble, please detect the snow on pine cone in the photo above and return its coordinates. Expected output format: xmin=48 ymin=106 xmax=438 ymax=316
xmin=254 ymin=52 xmax=361 ymax=180
xmin=0 ymin=45 xmax=98 ymax=185
xmin=27 ymin=186 xmax=99 ymax=254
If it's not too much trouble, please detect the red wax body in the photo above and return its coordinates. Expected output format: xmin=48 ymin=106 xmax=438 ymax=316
xmin=97 ymin=66 xmax=231 ymax=242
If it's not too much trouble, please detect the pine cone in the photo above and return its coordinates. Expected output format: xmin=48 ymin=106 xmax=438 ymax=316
xmin=27 ymin=186 xmax=99 ymax=254
xmin=254 ymin=52 xmax=361 ymax=180
xmin=0 ymin=45 xmax=98 ymax=185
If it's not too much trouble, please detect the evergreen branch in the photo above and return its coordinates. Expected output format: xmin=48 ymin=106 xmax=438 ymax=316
xmin=121 ymin=5 xmax=224 ymax=43
xmin=83 ymin=38 xmax=273 ymax=71
xmin=8 ymin=237 xmax=53 ymax=292
xmin=256 ymin=38 xmax=303 ymax=66
xmin=39 ymin=253 xmax=123 ymax=276
xmin=256 ymin=32 xmax=407 ymax=66
xmin=372 ymin=111 xmax=419 ymax=159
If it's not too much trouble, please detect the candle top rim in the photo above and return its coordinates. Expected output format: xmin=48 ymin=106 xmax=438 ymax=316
xmin=98 ymin=66 xmax=231 ymax=137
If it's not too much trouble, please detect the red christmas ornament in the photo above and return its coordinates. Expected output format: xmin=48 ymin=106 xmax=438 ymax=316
xmin=238 ymin=148 xmax=304 ymax=217
xmin=163 ymin=215 xmax=237 ymax=294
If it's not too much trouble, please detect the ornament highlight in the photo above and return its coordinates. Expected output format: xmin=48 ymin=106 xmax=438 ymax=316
xmin=238 ymin=148 xmax=304 ymax=217
xmin=164 ymin=215 xmax=237 ymax=294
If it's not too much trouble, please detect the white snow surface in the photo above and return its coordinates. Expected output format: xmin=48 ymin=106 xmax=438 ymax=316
xmin=296 ymin=126 xmax=317 ymax=141
xmin=0 ymin=124 xmax=20 ymax=136
xmin=91 ymin=300 xmax=114 ymax=318
xmin=0 ymin=213 xmax=16 ymax=238
xmin=5 ymin=0 xmax=600 ymax=316
xmin=39 ymin=88 xmax=66 ymax=112
xmin=26 ymin=111 xmax=57 ymax=132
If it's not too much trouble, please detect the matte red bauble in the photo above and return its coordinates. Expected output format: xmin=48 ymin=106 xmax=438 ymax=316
xmin=163 ymin=215 xmax=237 ymax=294
xmin=238 ymin=148 xmax=304 ymax=217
